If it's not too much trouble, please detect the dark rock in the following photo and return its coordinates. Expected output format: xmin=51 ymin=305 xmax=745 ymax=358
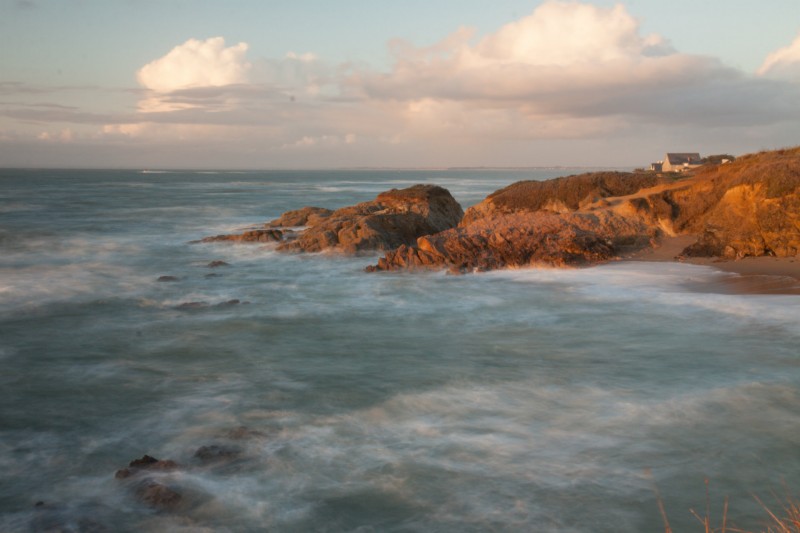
xmin=214 ymin=299 xmax=241 ymax=307
xmin=175 ymin=301 xmax=209 ymax=310
xmin=115 ymin=455 xmax=178 ymax=479
xmin=134 ymin=480 xmax=182 ymax=511
xmin=194 ymin=444 xmax=242 ymax=463
xmin=207 ymin=260 xmax=230 ymax=268
xmin=157 ymin=275 xmax=180 ymax=282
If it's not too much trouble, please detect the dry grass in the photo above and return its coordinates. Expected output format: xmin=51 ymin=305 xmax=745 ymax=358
xmin=655 ymin=478 xmax=800 ymax=533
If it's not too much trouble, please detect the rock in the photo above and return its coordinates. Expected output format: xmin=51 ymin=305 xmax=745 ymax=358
xmin=267 ymin=206 xmax=333 ymax=228
xmin=115 ymin=455 xmax=179 ymax=479
xmin=371 ymin=147 xmax=800 ymax=272
xmin=175 ymin=301 xmax=209 ymax=310
xmin=214 ymin=299 xmax=242 ymax=307
xmin=461 ymin=171 xmax=666 ymax=225
xmin=200 ymin=229 xmax=284 ymax=244
xmin=115 ymin=455 xmax=183 ymax=511
xmin=194 ymin=444 xmax=242 ymax=463
xmin=206 ymin=260 xmax=230 ymax=268
xmin=134 ymin=480 xmax=182 ymax=511
xmin=368 ymin=210 xmax=654 ymax=272
xmin=157 ymin=275 xmax=180 ymax=282
xmin=278 ymin=184 xmax=464 ymax=254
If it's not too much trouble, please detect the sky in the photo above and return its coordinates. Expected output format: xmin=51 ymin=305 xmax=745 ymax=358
xmin=1 ymin=0 xmax=799 ymax=169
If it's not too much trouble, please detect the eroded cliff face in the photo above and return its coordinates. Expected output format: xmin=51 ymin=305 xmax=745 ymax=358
xmin=369 ymin=147 xmax=800 ymax=272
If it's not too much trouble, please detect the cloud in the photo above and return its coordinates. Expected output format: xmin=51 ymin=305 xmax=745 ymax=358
xmin=4 ymin=4 xmax=799 ymax=168
xmin=758 ymin=32 xmax=800 ymax=80
xmin=355 ymin=1 xmax=719 ymax=103
xmin=137 ymin=37 xmax=251 ymax=93
xmin=345 ymin=0 xmax=800 ymax=140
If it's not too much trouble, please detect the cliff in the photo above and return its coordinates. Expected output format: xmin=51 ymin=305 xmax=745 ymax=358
xmin=369 ymin=147 xmax=800 ymax=272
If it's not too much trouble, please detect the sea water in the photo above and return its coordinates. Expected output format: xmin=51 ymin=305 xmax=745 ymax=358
xmin=1 ymin=168 xmax=798 ymax=532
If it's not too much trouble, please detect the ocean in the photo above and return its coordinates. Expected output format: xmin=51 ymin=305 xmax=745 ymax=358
xmin=1 ymin=168 xmax=798 ymax=532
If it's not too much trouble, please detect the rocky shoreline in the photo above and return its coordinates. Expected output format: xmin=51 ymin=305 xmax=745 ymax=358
xmin=198 ymin=147 xmax=800 ymax=282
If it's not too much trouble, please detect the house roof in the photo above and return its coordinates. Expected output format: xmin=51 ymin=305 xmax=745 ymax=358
xmin=665 ymin=153 xmax=701 ymax=164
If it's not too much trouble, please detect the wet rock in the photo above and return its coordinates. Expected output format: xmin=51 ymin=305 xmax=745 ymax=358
xmin=214 ymin=299 xmax=247 ymax=307
xmin=199 ymin=229 xmax=284 ymax=244
xmin=115 ymin=455 xmax=178 ymax=479
xmin=278 ymin=184 xmax=464 ymax=254
xmin=194 ymin=444 xmax=242 ymax=463
xmin=175 ymin=301 xmax=209 ymax=310
xmin=157 ymin=275 xmax=180 ymax=282
xmin=204 ymin=273 xmax=221 ymax=278
xmin=134 ymin=480 xmax=182 ymax=511
xmin=206 ymin=260 xmax=230 ymax=268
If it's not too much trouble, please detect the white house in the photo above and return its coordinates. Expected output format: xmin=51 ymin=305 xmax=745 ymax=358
xmin=661 ymin=153 xmax=702 ymax=172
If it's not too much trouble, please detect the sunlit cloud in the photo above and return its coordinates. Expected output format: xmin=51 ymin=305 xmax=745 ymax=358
xmin=137 ymin=37 xmax=251 ymax=93
xmin=3 ymin=1 xmax=800 ymax=168
xmin=758 ymin=32 xmax=800 ymax=80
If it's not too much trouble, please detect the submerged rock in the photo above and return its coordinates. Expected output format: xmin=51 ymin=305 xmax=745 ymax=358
xmin=206 ymin=260 xmax=230 ymax=268
xmin=157 ymin=275 xmax=180 ymax=282
xmin=194 ymin=444 xmax=242 ymax=463
xmin=134 ymin=480 xmax=182 ymax=511
xmin=115 ymin=455 xmax=183 ymax=512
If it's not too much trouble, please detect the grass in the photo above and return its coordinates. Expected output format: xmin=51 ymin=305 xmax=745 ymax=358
xmin=655 ymin=478 xmax=800 ymax=533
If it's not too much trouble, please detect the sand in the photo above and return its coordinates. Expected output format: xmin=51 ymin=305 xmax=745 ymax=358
xmin=623 ymin=235 xmax=800 ymax=295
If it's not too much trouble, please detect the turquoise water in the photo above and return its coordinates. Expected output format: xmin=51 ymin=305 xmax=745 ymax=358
xmin=1 ymin=169 xmax=798 ymax=532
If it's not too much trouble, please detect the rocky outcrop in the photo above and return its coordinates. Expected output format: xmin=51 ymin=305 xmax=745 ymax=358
xmin=462 ymin=171 xmax=666 ymax=224
xmin=369 ymin=147 xmax=800 ymax=272
xmin=276 ymin=184 xmax=464 ymax=254
xmin=368 ymin=209 xmax=658 ymax=273
xmin=266 ymin=206 xmax=333 ymax=228
xmin=197 ymin=184 xmax=463 ymax=255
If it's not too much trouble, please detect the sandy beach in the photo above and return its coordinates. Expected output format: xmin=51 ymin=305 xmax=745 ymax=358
xmin=624 ymin=235 xmax=800 ymax=295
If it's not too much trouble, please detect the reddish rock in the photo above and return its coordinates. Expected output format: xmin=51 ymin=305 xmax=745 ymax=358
xmin=371 ymin=147 xmax=800 ymax=272
xmin=200 ymin=229 xmax=284 ymax=243
xmin=267 ymin=206 xmax=333 ymax=228
xmin=278 ymin=184 xmax=464 ymax=254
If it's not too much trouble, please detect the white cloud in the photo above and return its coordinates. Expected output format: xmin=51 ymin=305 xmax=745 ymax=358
xmin=758 ymin=32 xmax=800 ymax=80
xmin=346 ymin=0 xmax=800 ymax=141
xmin=355 ymin=1 xmax=718 ymax=104
xmin=137 ymin=37 xmax=251 ymax=93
